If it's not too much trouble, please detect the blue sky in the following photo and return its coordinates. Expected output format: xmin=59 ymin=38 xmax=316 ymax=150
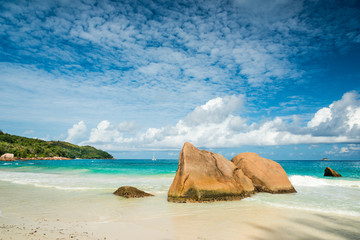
xmin=1 ymin=0 xmax=360 ymax=160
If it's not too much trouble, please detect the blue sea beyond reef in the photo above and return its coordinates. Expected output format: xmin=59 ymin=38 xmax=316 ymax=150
xmin=0 ymin=159 xmax=359 ymax=217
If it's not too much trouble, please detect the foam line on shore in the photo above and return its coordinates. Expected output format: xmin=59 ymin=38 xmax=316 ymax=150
xmin=0 ymin=170 xmax=173 ymax=192
xmin=265 ymin=202 xmax=360 ymax=217
xmin=289 ymin=175 xmax=360 ymax=188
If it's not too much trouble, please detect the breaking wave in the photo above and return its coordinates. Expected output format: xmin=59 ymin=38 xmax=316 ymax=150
xmin=289 ymin=175 xmax=360 ymax=188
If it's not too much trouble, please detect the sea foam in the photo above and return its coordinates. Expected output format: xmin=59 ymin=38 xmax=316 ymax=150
xmin=0 ymin=170 xmax=172 ymax=193
xmin=289 ymin=175 xmax=360 ymax=188
xmin=264 ymin=202 xmax=360 ymax=217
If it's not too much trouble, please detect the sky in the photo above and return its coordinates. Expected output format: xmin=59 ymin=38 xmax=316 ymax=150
xmin=1 ymin=0 xmax=360 ymax=160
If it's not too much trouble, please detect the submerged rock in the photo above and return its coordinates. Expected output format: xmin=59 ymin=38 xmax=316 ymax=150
xmin=231 ymin=152 xmax=296 ymax=194
xmin=324 ymin=167 xmax=342 ymax=177
xmin=168 ymin=142 xmax=255 ymax=203
xmin=113 ymin=186 xmax=154 ymax=198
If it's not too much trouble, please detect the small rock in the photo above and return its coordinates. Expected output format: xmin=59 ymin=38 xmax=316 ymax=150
xmin=324 ymin=167 xmax=342 ymax=177
xmin=113 ymin=186 xmax=154 ymax=198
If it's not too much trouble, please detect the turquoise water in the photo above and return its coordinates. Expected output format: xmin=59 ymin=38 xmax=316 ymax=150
xmin=1 ymin=159 xmax=358 ymax=180
xmin=279 ymin=160 xmax=360 ymax=179
xmin=0 ymin=159 xmax=359 ymax=216
xmin=0 ymin=159 xmax=179 ymax=175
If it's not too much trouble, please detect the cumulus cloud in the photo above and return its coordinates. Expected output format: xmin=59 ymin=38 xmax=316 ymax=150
xmin=81 ymin=95 xmax=248 ymax=150
xmin=306 ymin=91 xmax=360 ymax=137
xmin=86 ymin=120 xmax=137 ymax=145
xmin=307 ymin=108 xmax=332 ymax=128
xmin=65 ymin=121 xmax=87 ymax=143
xmin=79 ymin=91 xmax=360 ymax=151
xmin=183 ymin=95 xmax=244 ymax=126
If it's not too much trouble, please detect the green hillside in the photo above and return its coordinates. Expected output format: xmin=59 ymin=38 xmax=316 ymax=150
xmin=0 ymin=130 xmax=113 ymax=159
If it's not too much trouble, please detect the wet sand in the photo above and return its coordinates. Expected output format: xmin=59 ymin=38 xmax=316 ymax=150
xmin=1 ymin=182 xmax=359 ymax=240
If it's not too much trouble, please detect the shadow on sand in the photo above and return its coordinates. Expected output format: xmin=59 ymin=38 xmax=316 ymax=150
xmin=246 ymin=212 xmax=360 ymax=240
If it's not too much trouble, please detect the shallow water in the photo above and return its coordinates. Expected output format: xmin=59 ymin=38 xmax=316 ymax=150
xmin=0 ymin=159 xmax=359 ymax=217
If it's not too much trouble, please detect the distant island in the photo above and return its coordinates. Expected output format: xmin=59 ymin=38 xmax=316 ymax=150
xmin=0 ymin=130 xmax=113 ymax=160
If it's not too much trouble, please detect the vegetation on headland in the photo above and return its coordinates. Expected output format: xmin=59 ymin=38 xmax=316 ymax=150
xmin=0 ymin=130 xmax=113 ymax=159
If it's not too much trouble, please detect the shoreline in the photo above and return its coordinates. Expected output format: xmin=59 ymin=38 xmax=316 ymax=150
xmin=0 ymin=157 xmax=115 ymax=161
xmin=0 ymin=157 xmax=72 ymax=161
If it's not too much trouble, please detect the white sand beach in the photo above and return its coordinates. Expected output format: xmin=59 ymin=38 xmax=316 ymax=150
xmin=1 ymin=181 xmax=359 ymax=240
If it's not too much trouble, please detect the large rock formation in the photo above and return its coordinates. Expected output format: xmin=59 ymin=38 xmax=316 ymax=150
xmin=168 ymin=143 xmax=296 ymax=202
xmin=113 ymin=186 xmax=154 ymax=198
xmin=231 ymin=152 xmax=296 ymax=193
xmin=168 ymin=142 xmax=255 ymax=202
xmin=324 ymin=167 xmax=342 ymax=177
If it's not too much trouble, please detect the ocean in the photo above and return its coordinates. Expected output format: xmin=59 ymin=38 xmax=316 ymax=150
xmin=0 ymin=159 xmax=359 ymax=217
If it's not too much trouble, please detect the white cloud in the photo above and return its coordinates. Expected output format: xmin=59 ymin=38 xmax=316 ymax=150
xmin=81 ymin=95 xmax=248 ymax=150
xmin=307 ymin=107 xmax=332 ymax=128
xmin=183 ymin=95 xmax=244 ymax=126
xmin=88 ymin=120 xmax=121 ymax=143
xmin=340 ymin=147 xmax=349 ymax=153
xmin=325 ymin=145 xmax=339 ymax=155
xmin=325 ymin=144 xmax=360 ymax=156
xmin=86 ymin=120 xmax=138 ymax=145
xmin=233 ymin=43 xmax=299 ymax=85
xmin=138 ymin=63 xmax=180 ymax=76
xmin=79 ymin=91 xmax=360 ymax=151
xmin=65 ymin=121 xmax=87 ymax=143
xmin=308 ymin=144 xmax=319 ymax=150
xmin=348 ymin=144 xmax=360 ymax=151
xmin=306 ymin=91 xmax=360 ymax=137
xmin=347 ymin=107 xmax=360 ymax=130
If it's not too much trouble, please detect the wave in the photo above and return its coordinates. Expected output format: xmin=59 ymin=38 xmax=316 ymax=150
xmin=289 ymin=175 xmax=360 ymax=188
xmin=27 ymin=184 xmax=106 ymax=191
xmin=0 ymin=171 xmax=104 ymax=190
xmin=0 ymin=171 xmax=173 ymax=192
xmin=264 ymin=202 xmax=360 ymax=217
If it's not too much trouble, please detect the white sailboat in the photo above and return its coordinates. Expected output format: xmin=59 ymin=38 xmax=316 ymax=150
xmin=152 ymin=152 xmax=156 ymax=161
